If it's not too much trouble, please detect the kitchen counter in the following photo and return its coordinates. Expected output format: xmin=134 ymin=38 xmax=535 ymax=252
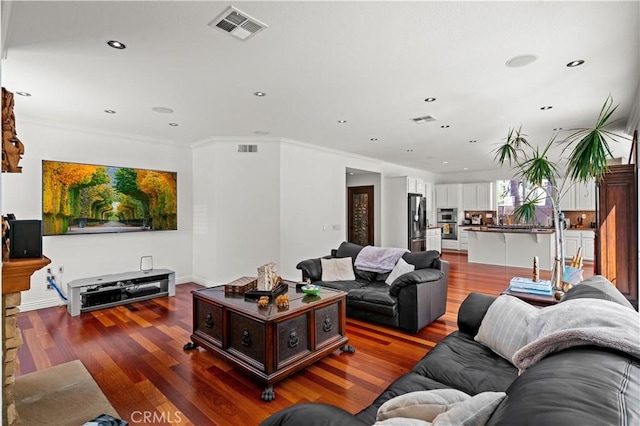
xmin=465 ymin=227 xmax=554 ymax=234
xmin=464 ymin=227 xmax=554 ymax=269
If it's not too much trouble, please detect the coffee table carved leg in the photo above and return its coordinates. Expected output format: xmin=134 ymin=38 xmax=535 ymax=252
xmin=183 ymin=342 xmax=199 ymax=351
xmin=340 ymin=344 xmax=355 ymax=354
xmin=261 ymin=385 xmax=275 ymax=401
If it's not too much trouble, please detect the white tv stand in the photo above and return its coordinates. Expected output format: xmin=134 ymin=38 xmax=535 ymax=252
xmin=67 ymin=269 xmax=175 ymax=316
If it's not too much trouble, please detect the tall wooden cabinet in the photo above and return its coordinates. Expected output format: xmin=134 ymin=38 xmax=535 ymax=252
xmin=596 ymin=164 xmax=638 ymax=308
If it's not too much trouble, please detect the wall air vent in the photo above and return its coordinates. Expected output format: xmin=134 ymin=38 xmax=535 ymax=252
xmin=209 ymin=6 xmax=268 ymax=41
xmin=411 ymin=115 xmax=437 ymax=124
xmin=238 ymin=144 xmax=258 ymax=153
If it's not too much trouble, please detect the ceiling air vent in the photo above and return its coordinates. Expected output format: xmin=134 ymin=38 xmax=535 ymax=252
xmin=411 ymin=115 xmax=438 ymax=124
xmin=209 ymin=6 xmax=268 ymax=41
xmin=238 ymin=144 xmax=258 ymax=153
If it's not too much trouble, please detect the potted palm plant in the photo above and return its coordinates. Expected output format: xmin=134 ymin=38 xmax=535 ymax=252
xmin=493 ymin=96 xmax=629 ymax=289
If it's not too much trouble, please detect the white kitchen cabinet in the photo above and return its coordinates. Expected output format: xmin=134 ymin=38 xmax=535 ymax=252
xmin=575 ymin=181 xmax=596 ymax=211
xmin=416 ymin=179 xmax=425 ymax=196
xmin=462 ymin=182 xmax=494 ymax=211
xmin=408 ymin=177 xmax=417 ymax=193
xmin=441 ymin=239 xmax=459 ymax=250
xmin=426 ymin=228 xmax=442 ymax=253
xmin=581 ymin=232 xmax=595 ymax=261
xmin=459 ymin=227 xmax=470 ymax=252
xmin=435 ymin=184 xmax=460 ymax=208
xmin=563 ymin=230 xmax=581 ymax=259
xmin=563 ymin=229 xmax=595 ymax=261
xmin=559 ymin=180 xmax=596 ymax=211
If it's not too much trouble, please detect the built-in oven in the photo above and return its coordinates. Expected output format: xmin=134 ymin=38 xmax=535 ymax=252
xmin=437 ymin=208 xmax=458 ymax=240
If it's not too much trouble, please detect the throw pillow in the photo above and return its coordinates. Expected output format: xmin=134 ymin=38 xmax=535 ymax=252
xmin=433 ymin=391 xmax=506 ymax=426
xmin=474 ymin=295 xmax=537 ymax=364
xmin=385 ymin=258 xmax=415 ymax=285
xmin=321 ymin=257 xmax=356 ymax=281
xmin=376 ymin=389 xmax=470 ymax=422
xmin=374 ymin=418 xmax=432 ymax=426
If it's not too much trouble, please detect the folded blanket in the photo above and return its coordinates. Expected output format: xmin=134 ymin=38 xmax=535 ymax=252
xmin=512 ymin=298 xmax=640 ymax=374
xmin=354 ymin=246 xmax=409 ymax=273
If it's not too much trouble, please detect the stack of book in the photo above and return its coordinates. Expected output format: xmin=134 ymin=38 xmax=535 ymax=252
xmin=508 ymin=277 xmax=553 ymax=296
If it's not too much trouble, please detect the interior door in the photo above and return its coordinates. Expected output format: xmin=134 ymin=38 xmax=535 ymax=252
xmin=348 ymin=186 xmax=374 ymax=246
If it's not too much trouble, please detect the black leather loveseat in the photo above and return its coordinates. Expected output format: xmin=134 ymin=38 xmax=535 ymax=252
xmin=261 ymin=276 xmax=640 ymax=425
xmin=296 ymin=242 xmax=449 ymax=333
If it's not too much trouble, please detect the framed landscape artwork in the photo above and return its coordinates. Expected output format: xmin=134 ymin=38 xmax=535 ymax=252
xmin=42 ymin=160 xmax=177 ymax=236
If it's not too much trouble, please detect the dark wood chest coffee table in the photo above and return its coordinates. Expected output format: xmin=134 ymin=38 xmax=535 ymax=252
xmin=185 ymin=281 xmax=353 ymax=400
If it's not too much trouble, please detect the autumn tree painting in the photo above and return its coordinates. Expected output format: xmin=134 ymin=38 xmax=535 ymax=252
xmin=42 ymin=160 xmax=177 ymax=235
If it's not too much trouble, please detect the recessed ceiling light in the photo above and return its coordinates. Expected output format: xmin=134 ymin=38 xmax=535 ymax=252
xmin=566 ymin=60 xmax=585 ymax=68
xmin=253 ymin=91 xmax=266 ymax=97
xmin=104 ymin=109 xmax=116 ymax=114
xmin=406 ymin=149 xmax=414 ymax=153
xmin=441 ymin=125 xmax=450 ymax=129
xmin=553 ymin=127 xmax=563 ymax=131
xmin=254 ymin=130 xmax=269 ymax=135
xmin=370 ymin=138 xmax=378 ymax=142
xmin=463 ymin=167 xmax=469 ymax=170
xmin=442 ymin=161 xmax=449 ymax=164
xmin=469 ymin=140 xmax=477 ymax=143
xmin=15 ymin=91 xmax=31 ymax=97
xmin=152 ymin=107 xmax=174 ymax=114
xmin=168 ymin=123 xmax=179 ymax=127
xmin=338 ymin=120 xmax=347 ymax=123
xmin=506 ymin=54 xmax=539 ymax=68
xmin=540 ymin=106 xmax=553 ymax=110
xmin=424 ymin=97 xmax=436 ymax=102
xmin=107 ymin=40 xmax=126 ymax=49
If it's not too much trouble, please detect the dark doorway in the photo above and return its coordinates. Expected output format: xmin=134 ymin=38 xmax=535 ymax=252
xmin=348 ymin=186 xmax=374 ymax=246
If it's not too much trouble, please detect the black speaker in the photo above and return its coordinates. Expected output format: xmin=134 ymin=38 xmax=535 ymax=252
xmin=9 ymin=220 xmax=43 ymax=259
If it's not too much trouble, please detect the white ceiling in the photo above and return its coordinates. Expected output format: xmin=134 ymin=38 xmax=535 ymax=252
xmin=2 ymin=1 xmax=639 ymax=174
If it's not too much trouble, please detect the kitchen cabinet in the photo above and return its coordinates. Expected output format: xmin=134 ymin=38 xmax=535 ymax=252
xmin=462 ymin=183 xmax=494 ymax=211
xmin=435 ymin=184 xmax=460 ymax=208
xmin=426 ymin=228 xmax=442 ymax=253
xmin=563 ymin=229 xmax=594 ymax=261
xmin=575 ymin=181 xmax=596 ymax=210
xmin=559 ymin=180 xmax=596 ymax=211
xmin=416 ymin=179 xmax=425 ymax=196
xmin=459 ymin=226 xmax=471 ymax=251
xmin=408 ymin=177 xmax=417 ymax=193
xmin=441 ymin=240 xmax=459 ymax=251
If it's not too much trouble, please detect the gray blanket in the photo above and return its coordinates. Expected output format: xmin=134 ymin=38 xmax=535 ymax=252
xmin=354 ymin=246 xmax=409 ymax=273
xmin=512 ymin=298 xmax=640 ymax=374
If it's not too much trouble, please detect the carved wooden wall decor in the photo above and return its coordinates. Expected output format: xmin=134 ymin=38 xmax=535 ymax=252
xmin=2 ymin=88 xmax=25 ymax=173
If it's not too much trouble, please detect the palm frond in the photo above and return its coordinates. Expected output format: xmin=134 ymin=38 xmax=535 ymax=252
xmin=561 ymin=95 xmax=625 ymax=183
xmin=513 ymin=199 xmax=539 ymax=225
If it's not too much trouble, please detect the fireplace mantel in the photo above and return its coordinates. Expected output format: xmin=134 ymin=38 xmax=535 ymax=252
xmin=2 ymin=256 xmax=51 ymax=294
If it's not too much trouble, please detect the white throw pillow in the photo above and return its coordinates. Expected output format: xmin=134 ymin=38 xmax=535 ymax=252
xmin=433 ymin=391 xmax=506 ymax=426
xmin=376 ymin=389 xmax=470 ymax=422
xmin=385 ymin=258 xmax=415 ymax=285
xmin=474 ymin=295 xmax=537 ymax=364
xmin=320 ymin=257 xmax=356 ymax=281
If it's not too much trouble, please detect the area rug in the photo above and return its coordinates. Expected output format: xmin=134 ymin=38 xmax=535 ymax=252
xmin=15 ymin=360 xmax=121 ymax=425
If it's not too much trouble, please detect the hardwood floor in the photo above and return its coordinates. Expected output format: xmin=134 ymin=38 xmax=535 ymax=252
xmin=15 ymin=253 xmax=594 ymax=425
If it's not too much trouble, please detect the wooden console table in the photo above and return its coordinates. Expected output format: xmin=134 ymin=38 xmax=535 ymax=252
xmin=186 ymin=281 xmax=354 ymax=401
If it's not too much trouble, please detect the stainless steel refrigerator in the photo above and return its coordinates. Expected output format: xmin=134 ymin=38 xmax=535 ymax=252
xmin=408 ymin=193 xmax=427 ymax=251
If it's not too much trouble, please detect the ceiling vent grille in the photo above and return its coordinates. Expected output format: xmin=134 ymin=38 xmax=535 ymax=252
xmin=411 ymin=115 xmax=438 ymax=124
xmin=209 ymin=6 xmax=268 ymax=41
xmin=238 ymin=144 xmax=258 ymax=153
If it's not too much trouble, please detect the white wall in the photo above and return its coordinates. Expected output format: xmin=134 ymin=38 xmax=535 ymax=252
xmin=2 ymin=121 xmax=193 ymax=311
xmin=346 ymin=172 xmax=382 ymax=246
xmin=191 ymin=140 xmax=281 ymax=286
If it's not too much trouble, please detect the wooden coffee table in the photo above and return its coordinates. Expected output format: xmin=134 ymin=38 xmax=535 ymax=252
xmin=184 ymin=281 xmax=353 ymax=401
xmin=501 ymin=287 xmax=560 ymax=307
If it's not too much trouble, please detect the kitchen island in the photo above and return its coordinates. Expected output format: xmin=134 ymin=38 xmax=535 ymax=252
xmin=465 ymin=227 xmax=555 ymax=269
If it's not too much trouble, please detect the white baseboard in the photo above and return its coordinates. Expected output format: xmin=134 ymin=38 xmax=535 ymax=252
xmin=19 ymin=297 xmax=67 ymax=312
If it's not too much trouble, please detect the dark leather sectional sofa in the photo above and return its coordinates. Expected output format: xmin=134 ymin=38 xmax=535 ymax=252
xmin=261 ymin=276 xmax=640 ymax=425
xmin=295 ymin=242 xmax=449 ymax=333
